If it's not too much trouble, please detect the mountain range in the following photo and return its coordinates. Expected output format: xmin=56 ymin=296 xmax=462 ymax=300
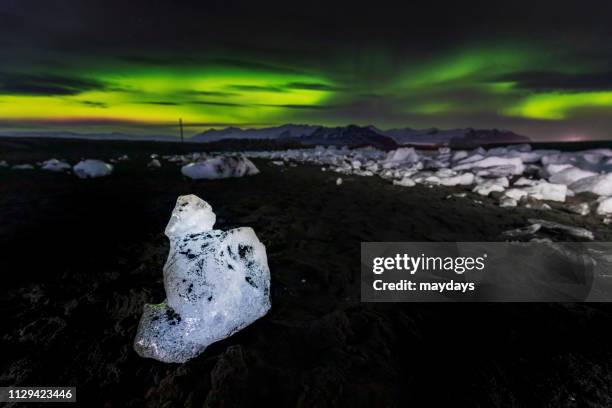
xmin=193 ymin=124 xmax=530 ymax=148
xmin=0 ymin=124 xmax=530 ymax=148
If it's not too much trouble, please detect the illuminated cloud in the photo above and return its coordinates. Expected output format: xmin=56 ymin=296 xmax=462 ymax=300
xmin=0 ymin=67 xmax=334 ymax=125
xmin=503 ymin=91 xmax=612 ymax=120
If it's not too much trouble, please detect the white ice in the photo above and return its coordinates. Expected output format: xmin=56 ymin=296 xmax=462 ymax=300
xmin=473 ymin=177 xmax=509 ymax=196
xmin=41 ymin=159 xmax=71 ymax=172
xmin=11 ymin=164 xmax=35 ymax=170
xmin=73 ymin=159 xmax=113 ymax=178
xmin=148 ymin=159 xmax=161 ymax=168
xmin=569 ymin=173 xmax=612 ymax=196
xmin=134 ymin=195 xmax=271 ymax=363
xmin=596 ymin=197 xmax=612 ymax=215
xmin=181 ymin=155 xmax=259 ymax=179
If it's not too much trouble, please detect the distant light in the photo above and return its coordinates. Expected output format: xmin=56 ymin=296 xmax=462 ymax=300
xmin=563 ymin=134 xmax=588 ymax=142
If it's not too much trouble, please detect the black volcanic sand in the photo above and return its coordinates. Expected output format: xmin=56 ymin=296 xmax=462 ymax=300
xmin=1 ymin=138 xmax=612 ymax=407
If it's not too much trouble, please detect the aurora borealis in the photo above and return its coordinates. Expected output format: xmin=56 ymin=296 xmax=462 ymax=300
xmin=1 ymin=0 xmax=612 ymax=140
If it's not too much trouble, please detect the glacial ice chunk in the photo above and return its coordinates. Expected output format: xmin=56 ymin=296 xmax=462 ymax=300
xmin=73 ymin=159 xmax=113 ymax=178
xmin=453 ymin=156 xmax=524 ymax=176
xmin=565 ymin=202 xmax=591 ymax=216
xmin=393 ymin=177 xmax=416 ymax=187
xmin=12 ymin=164 xmax=34 ymax=170
xmin=134 ymin=194 xmax=271 ymax=363
xmin=528 ymin=218 xmax=594 ymax=240
xmin=596 ymin=197 xmax=612 ymax=215
xmin=384 ymin=147 xmax=419 ymax=166
xmin=438 ymin=172 xmax=474 ymax=186
xmin=569 ymin=173 xmax=612 ymax=196
xmin=42 ymin=159 xmax=71 ymax=172
xmin=473 ymin=177 xmax=509 ymax=196
xmin=181 ymin=155 xmax=259 ymax=179
xmin=499 ymin=197 xmax=518 ymax=207
xmin=548 ymin=166 xmax=597 ymax=185
xmin=147 ymin=159 xmax=161 ymax=168
xmin=522 ymin=182 xmax=567 ymax=202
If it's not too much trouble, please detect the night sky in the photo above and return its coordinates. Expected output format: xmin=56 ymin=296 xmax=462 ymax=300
xmin=1 ymin=0 xmax=612 ymax=140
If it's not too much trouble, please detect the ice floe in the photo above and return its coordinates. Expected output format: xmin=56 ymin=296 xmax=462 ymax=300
xmin=181 ymin=156 xmax=259 ymax=180
xmin=473 ymin=177 xmax=508 ymax=196
xmin=233 ymin=143 xmax=612 ymax=219
xmin=12 ymin=164 xmax=35 ymax=170
xmin=73 ymin=159 xmax=113 ymax=178
xmin=569 ymin=173 xmax=612 ymax=196
xmin=596 ymin=197 xmax=612 ymax=215
xmin=147 ymin=159 xmax=161 ymax=168
xmin=23 ymin=141 xmax=612 ymax=222
xmin=41 ymin=159 xmax=71 ymax=172
xmin=503 ymin=219 xmax=594 ymax=240
xmin=133 ymin=195 xmax=271 ymax=363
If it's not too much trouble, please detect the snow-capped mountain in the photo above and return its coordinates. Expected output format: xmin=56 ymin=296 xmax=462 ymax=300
xmin=378 ymin=127 xmax=530 ymax=147
xmin=193 ymin=124 xmax=319 ymax=142
xmin=193 ymin=124 xmax=529 ymax=148
xmin=1 ymin=124 xmax=530 ymax=148
xmin=194 ymin=124 xmax=397 ymax=149
xmin=289 ymin=125 xmax=397 ymax=150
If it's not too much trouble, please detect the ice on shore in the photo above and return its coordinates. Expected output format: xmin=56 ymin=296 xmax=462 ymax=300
xmin=393 ymin=177 xmax=416 ymax=187
xmin=503 ymin=223 xmax=542 ymax=237
xmin=211 ymin=144 xmax=612 ymax=216
xmin=521 ymin=182 xmax=567 ymax=202
xmin=473 ymin=177 xmax=509 ymax=196
xmin=453 ymin=156 xmax=524 ymax=176
xmin=41 ymin=159 xmax=71 ymax=172
xmin=528 ymin=218 xmax=594 ymax=240
xmin=147 ymin=159 xmax=161 ymax=168
xmin=596 ymin=197 xmax=612 ymax=215
xmin=547 ymin=166 xmax=596 ymax=185
xmin=73 ymin=159 xmax=113 ymax=178
xmin=569 ymin=173 xmax=612 ymax=196
xmin=566 ymin=202 xmax=591 ymax=216
xmin=134 ymin=195 xmax=271 ymax=363
xmin=12 ymin=164 xmax=35 ymax=170
xmin=513 ymin=177 xmax=538 ymax=186
xmin=181 ymin=156 xmax=259 ymax=179
xmin=503 ymin=219 xmax=594 ymax=240
xmin=383 ymin=147 xmax=419 ymax=167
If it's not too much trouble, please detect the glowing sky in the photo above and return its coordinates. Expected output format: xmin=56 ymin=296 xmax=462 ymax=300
xmin=1 ymin=0 xmax=612 ymax=140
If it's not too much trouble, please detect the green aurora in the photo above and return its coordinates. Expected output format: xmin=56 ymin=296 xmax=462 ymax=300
xmin=1 ymin=1 xmax=612 ymax=141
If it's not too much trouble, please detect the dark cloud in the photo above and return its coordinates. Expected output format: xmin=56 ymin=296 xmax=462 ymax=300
xmin=139 ymin=101 xmax=179 ymax=106
xmin=227 ymin=84 xmax=286 ymax=93
xmin=208 ymin=58 xmax=299 ymax=74
xmin=184 ymin=90 xmax=239 ymax=97
xmin=80 ymin=100 xmax=107 ymax=108
xmin=499 ymin=71 xmax=612 ymax=92
xmin=117 ymin=55 xmax=198 ymax=65
xmin=284 ymin=82 xmax=344 ymax=91
xmin=259 ymin=104 xmax=334 ymax=110
xmin=0 ymin=73 xmax=106 ymax=96
xmin=189 ymin=100 xmax=246 ymax=107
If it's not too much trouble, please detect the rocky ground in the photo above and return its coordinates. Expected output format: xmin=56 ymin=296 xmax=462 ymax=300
xmin=1 ymin=138 xmax=612 ymax=407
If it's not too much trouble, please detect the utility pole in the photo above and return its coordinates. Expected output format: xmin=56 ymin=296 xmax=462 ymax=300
xmin=179 ymin=118 xmax=184 ymax=143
